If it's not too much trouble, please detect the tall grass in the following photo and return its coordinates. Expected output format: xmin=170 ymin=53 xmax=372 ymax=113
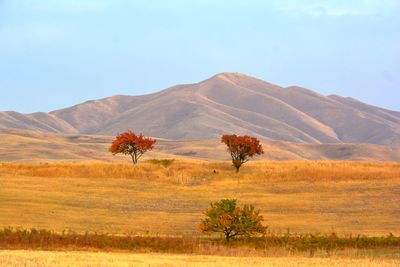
xmin=1 ymin=160 xmax=399 ymax=236
xmin=1 ymin=160 xmax=398 ymax=182
xmin=3 ymin=250 xmax=399 ymax=267
xmin=1 ymin=228 xmax=399 ymax=257
xmin=146 ymin=158 xmax=176 ymax=167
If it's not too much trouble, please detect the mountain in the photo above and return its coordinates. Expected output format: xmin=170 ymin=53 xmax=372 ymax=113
xmin=1 ymin=72 xmax=400 ymax=146
xmin=1 ymin=128 xmax=399 ymax=162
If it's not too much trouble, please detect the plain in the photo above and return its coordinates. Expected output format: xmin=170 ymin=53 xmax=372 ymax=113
xmin=0 ymin=160 xmax=399 ymax=236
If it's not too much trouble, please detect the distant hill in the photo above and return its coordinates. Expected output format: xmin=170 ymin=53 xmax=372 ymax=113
xmin=1 ymin=128 xmax=399 ymax=162
xmin=1 ymin=72 xmax=400 ymax=145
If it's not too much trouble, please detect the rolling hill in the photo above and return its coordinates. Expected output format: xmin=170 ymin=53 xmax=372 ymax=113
xmin=1 ymin=72 xmax=400 ymax=146
xmin=1 ymin=128 xmax=399 ymax=162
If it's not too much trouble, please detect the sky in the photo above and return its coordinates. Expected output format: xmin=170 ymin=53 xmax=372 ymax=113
xmin=0 ymin=0 xmax=399 ymax=113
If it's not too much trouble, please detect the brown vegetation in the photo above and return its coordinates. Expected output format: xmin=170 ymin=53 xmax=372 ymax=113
xmin=2 ymin=250 xmax=400 ymax=267
xmin=2 ymin=128 xmax=400 ymax=162
xmin=0 ymin=160 xmax=399 ymax=236
xmin=1 ymin=228 xmax=399 ymax=257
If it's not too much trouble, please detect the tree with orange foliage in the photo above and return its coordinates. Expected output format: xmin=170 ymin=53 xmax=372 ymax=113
xmin=199 ymin=199 xmax=267 ymax=242
xmin=221 ymin=134 xmax=264 ymax=172
xmin=110 ymin=130 xmax=156 ymax=164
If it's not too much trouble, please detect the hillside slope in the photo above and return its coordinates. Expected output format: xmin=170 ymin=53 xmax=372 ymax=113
xmin=1 ymin=128 xmax=399 ymax=162
xmin=1 ymin=73 xmax=399 ymax=145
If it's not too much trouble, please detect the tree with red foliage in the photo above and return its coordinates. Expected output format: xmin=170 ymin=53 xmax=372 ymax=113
xmin=110 ymin=130 xmax=156 ymax=164
xmin=221 ymin=134 xmax=264 ymax=172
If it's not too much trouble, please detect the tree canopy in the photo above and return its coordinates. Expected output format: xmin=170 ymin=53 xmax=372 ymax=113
xmin=199 ymin=199 xmax=267 ymax=241
xmin=221 ymin=134 xmax=264 ymax=172
xmin=110 ymin=130 xmax=156 ymax=164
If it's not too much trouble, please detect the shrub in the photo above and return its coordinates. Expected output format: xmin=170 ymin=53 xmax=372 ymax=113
xmin=199 ymin=199 xmax=268 ymax=241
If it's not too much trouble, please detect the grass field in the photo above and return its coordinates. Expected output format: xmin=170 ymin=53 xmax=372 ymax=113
xmin=1 ymin=250 xmax=400 ymax=267
xmin=0 ymin=160 xmax=399 ymax=236
xmin=2 ymin=128 xmax=400 ymax=162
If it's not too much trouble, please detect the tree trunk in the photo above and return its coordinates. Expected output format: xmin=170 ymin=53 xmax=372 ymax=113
xmin=232 ymin=159 xmax=241 ymax=173
xmin=225 ymin=234 xmax=231 ymax=242
xmin=235 ymin=165 xmax=240 ymax=173
xmin=131 ymin=154 xmax=137 ymax=164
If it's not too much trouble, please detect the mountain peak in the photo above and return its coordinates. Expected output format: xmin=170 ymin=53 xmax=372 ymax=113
xmin=1 ymin=73 xmax=400 ymax=146
xmin=204 ymin=72 xmax=268 ymax=86
xmin=212 ymin=72 xmax=255 ymax=81
xmin=214 ymin=72 xmax=249 ymax=78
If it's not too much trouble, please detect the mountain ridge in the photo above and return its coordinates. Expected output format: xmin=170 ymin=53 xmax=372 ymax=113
xmin=1 ymin=72 xmax=399 ymax=146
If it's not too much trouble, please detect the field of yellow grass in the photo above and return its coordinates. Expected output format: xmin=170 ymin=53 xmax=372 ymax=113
xmin=2 ymin=128 xmax=400 ymax=162
xmin=1 ymin=250 xmax=399 ymax=267
xmin=0 ymin=160 xmax=399 ymax=236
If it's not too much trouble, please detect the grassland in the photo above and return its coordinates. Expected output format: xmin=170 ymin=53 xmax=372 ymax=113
xmin=1 ymin=250 xmax=400 ymax=267
xmin=0 ymin=160 xmax=399 ymax=236
xmin=2 ymin=128 xmax=400 ymax=162
xmin=1 ymin=227 xmax=399 ymax=256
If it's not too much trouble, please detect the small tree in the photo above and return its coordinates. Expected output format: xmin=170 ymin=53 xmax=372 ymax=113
xmin=221 ymin=134 xmax=264 ymax=172
xmin=199 ymin=199 xmax=267 ymax=242
xmin=110 ymin=130 xmax=156 ymax=164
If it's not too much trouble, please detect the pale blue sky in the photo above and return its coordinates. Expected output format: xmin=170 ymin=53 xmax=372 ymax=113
xmin=0 ymin=0 xmax=399 ymax=113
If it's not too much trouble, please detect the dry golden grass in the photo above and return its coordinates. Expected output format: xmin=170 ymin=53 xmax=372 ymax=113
xmin=2 ymin=128 xmax=400 ymax=162
xmin=0 ymin=160 xmax=399 ymax=236
xmin=1 ymin=250 xmax=399 ymax=267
